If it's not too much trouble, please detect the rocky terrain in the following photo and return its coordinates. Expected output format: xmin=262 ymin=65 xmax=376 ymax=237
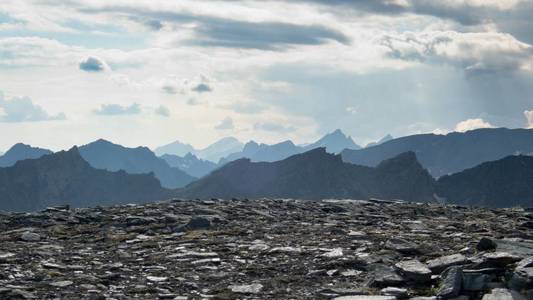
xmin=2 ymin=199 xmax=533 ymax=299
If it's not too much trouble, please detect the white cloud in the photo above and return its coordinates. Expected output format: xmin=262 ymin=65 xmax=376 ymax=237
xmin=454 ymin=118 xmax=494 ymax=132
xmin=380 ymin=31 xmax=533 ymax=74
xmin=0 ymin=92 xmax=66 ymax=122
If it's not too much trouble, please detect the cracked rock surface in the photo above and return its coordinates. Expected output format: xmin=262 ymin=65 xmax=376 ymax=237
xmin=2 ymin=198 xmax=533 ymax=299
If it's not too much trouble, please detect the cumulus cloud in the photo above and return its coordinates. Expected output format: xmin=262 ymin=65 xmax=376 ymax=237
xmin=454 ymin=118 xmax=494 ymax=132
xmin=93 ymin=103 xmax=141 ymax=116
xmin=192 ymin=83 xmax=212 ymax=93
xmin=380 ymin=31 xmax=533 ymax=75
xmin=215 ymin=117 xmax=234 ymax=130
xmin=254 ymin=122 xmax=296 ymax=133
xmin=524 ymin=110 xmax=533 ymax=128
xmin=79 ymin=56 xmax=109 ymax=72
xmin=0 ymin=92 xmax=66 ymax=122
xmin=155 ymin=105 xmax=170 ymax=117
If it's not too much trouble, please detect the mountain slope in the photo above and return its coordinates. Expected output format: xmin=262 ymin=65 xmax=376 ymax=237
xmin=79 ymin=139 xmax=195 ymax=189
xmin=160 ymin=153 xmax=218 ymax=178
xmin=303 ymin=129 xmax=361 ymax=153
xmin=436 ymin=155 xmax=533 ymax=208
xmin=178 ymin=148 xmax=436 ymax=201
xmin=0 ymin=143 xmax=53 ymax=167
xmin=366 ymin=134 xmax=393 ymax=148
xmin=342 ymin=128 xmax=533 ymax=178
xmin=0 ymin=148 xmax=171 ymax=212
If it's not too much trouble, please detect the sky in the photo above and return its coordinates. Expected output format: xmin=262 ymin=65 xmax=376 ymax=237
xmin=1 ymin=0 xmax=533 ymax=151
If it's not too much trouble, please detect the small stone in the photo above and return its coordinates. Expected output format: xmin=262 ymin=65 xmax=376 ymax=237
xmin=229 ymin=283 xmax=263 ymax=294
xmin=322 ymin=248 xmax=343 ymax=258
xmin=386 ymin=238 xmax=419 ymax=254
xmin=147 ymin=276 xmax=168 ymax=282
xmin=381 ymin=287 xmax=408 ymax=298
xmin=477 ymin=238 xmax=497 ymax=251
xmin=395 ymin=260 xmax=431 ymax=283
xmin=20 ymin=232 xmax=40 ymax=242
xmin=49 ymin=280 xmax=73 ymax=287
xmin=368 ymin=264 xmax=405 ymax=287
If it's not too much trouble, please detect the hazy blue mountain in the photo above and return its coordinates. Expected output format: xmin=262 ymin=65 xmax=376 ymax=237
xmin=303 ymin=129 xmax=361 ymax=153
xmin=0 ymin=143 xmax=53 ymax=167
xmin=437 ymin=155 xmax=533 ymax=208
xmin=0 ymin=148 xmax=171 ymax=212
xmin=366 ymin=134 xmax=394 ymax=148
xmin=220 ymin=140 xmax=303 ymax=164
xmin=179 ymin=148 xmax=435 ymax=202
xmin=154 ymin=140 xmax=196 ymax=157
xmin=341 ymin=128 xmax=533 ymax=178
xmin=195 ymin=137 xmax=244 ymax=162
xmin=154 ymin=137 xmax=243 ymax=162
xmin=220 ymin=129 xmax=361 ymax=164
xmin=79 ymin=139 xmax=195 ymax=189
xmin=160 ymin=153 xmax=218 ymax=178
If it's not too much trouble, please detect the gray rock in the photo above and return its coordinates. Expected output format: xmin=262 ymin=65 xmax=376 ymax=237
xmin=381 ymin=287 xmax=408 ymax=298
xmin=229 ymin=283 xmax=263 ymax=294
xmin=481 ymin=288 xmax=526 ymax=300
xmin=20 ymin=232 xmax=40 ymax=242
xmin=368 ymin=264 xmax=405 ymax=287
xmin=462 ymin=272 xmax=489 ymax=291
xmin=395 ymin=260 xmax=431 ymax=283
xmin=49 ymin=280 xmax=73 ymax=287
xmin=437 ymin=266 xmax=462 ymax=298
xmin=427 ymin=254 xmax=468 ymax=274
xmin=334 ymin=297 xmax=396 ymax=300
xmin=386 ymin=238 xmax=419 ymax=254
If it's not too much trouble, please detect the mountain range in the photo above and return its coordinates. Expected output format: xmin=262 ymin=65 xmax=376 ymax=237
xmin=218 ymin=129 xmax=361 ymax=164
xmin=79 ymin=139 xmax=195 ymax=189
xmin=155 ymin=137 xmax=243 ymax=162
xmin=0 ymin=148 xmax=171 ymax=212
xmin=178 ymin=148 xmax=436 ymax=201
xmin=4 ymin=127 xmax=533 ymax=211
xmin=342 ymin=128 xmax=533 ymax=178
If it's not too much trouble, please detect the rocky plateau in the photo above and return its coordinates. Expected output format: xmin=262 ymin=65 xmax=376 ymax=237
xmin=2 ymin=198 xmax=533 ymax=299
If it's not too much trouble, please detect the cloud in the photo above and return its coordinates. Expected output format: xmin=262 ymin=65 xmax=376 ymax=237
xmin=525 ymin=110 xmax=533 ymax=128
xmin=215 ymin=117 xmax=234 ymax=130
xmin=380 ymin=31 xmax=533 ymax=75
xmin=454 ymin=118 xmax=494 ymax=132
xmin=191 ymin=83 xmax=212 ymax=93
xmin=254 ymin=122 xmax=296 ymax=133
xmin=79 ymin=56 xmax=108 ymax=72
xmin=162 ymin=84 xmax=179 ymax=95
xmin=346 ymin=106 xmax=358 ymax=114
xmin=0 ymin=92 xmax=66 ymax=123
xmin=155 ymin=105 xmax=170 ymax=117
xmin=84 ymin=7 xmax=349 ymax=50
xmin=93 ymin=103 xmax=141 ymax=116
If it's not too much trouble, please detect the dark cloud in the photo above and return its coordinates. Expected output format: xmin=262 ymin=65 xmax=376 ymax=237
xmin=93 ymin=103 xmax=141 ymax=116
xmin=192 ymin=83 xmax=212 ymax=93
xmin=79 ymin=56 xmax=107 ymax=72
xmin=215 ymin=117 xmax=234 ymax=130
xmin=82 ymin=7 xmax=349 ymax=50
xmin=0 ymin=92 xmax=66 ymax=122
xmin=254 ymin=122 xmax=295 ymax=133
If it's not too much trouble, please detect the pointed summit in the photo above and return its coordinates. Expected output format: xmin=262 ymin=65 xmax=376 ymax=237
xmin=304 ymin=129 xmax=361 ymax=154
